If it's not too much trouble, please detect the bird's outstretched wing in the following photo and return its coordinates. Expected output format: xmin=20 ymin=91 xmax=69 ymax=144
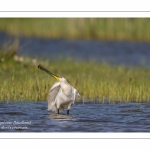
xmin=48 ymin=82 xmax=60 ymax=111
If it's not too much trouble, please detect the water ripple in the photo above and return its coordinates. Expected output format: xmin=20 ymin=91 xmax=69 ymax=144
xmin=0 ymin=101 xmax=150 ymax=132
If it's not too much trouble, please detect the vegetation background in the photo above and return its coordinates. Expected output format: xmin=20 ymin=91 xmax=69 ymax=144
xmin=0 ymin=18 xmax=150 ymax=102
xmin=0 ymin=18 xmax=150 ymax=41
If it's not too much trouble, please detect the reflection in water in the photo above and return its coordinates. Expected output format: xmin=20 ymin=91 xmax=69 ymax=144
xmin=49 ymin=114 xmax=73 ymax=119
xmin=0 ymin=101 xmax=150 ymax=132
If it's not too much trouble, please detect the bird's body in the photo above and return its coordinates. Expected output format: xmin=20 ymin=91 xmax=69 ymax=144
xmin=38 ymin=65 xmax=80 ymax=115
xmin=48 ymin=78 xmax=79 ymax=114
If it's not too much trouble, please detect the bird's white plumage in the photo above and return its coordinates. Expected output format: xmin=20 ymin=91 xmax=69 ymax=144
xmin=48 ymin=77 xmax=79 ymax=113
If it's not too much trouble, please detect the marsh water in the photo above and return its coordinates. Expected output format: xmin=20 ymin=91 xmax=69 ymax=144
xmin=1 ymin=32 xmax=150 ymax=132
xmin=0 ymin=101 xmax=150 ymax=132
xmin=1 ymin=32 xmax=150 ymax=66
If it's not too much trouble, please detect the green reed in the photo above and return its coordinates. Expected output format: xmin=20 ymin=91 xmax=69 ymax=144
xmin=1 ymin=49 xmax=150 ymax=103
xmin=0 ymin=18 xmax=150 ymax=41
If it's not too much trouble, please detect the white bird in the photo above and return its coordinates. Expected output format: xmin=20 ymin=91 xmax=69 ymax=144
xmin=38 ymin=65 xmax=80 ymax=115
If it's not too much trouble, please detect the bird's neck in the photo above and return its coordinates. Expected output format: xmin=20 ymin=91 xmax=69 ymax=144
xmin=61 ymin=82 xmax=72 ymax=94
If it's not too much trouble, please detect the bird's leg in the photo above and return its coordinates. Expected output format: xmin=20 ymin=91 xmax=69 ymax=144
xmin=67 ymin=110 xmax=69 ymax=115
xmin=57 ymin=109 xmax=59 ymax=114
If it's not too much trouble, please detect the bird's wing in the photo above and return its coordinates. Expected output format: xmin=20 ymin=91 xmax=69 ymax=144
xmin=72 ymin=86 xmax=79 ymax=104
xmin=48 ymin=82 xmax=60 ymax=111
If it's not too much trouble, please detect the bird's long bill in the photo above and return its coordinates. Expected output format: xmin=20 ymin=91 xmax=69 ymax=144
xmin=38 ymin=65 xmax=60 ymax=81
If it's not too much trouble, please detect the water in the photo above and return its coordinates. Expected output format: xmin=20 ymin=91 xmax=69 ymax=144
xmin=1 ymin=32 xmax=150 ymax=66
xmin=0 ymin=101 xmax=150 ymax=132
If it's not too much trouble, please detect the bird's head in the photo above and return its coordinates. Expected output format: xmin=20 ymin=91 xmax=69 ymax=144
xmin=50 ymin=76 xmax=67 ymax=83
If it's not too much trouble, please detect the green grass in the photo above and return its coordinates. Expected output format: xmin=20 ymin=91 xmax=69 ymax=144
xmin=1 ymin=49 xmax=150 ymax=103
xmin=0 ymin=18 xmax=150 ymax=41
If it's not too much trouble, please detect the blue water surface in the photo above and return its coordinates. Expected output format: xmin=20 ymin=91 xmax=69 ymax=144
xmin=0 ymin=101 xmax=150 ymax=132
